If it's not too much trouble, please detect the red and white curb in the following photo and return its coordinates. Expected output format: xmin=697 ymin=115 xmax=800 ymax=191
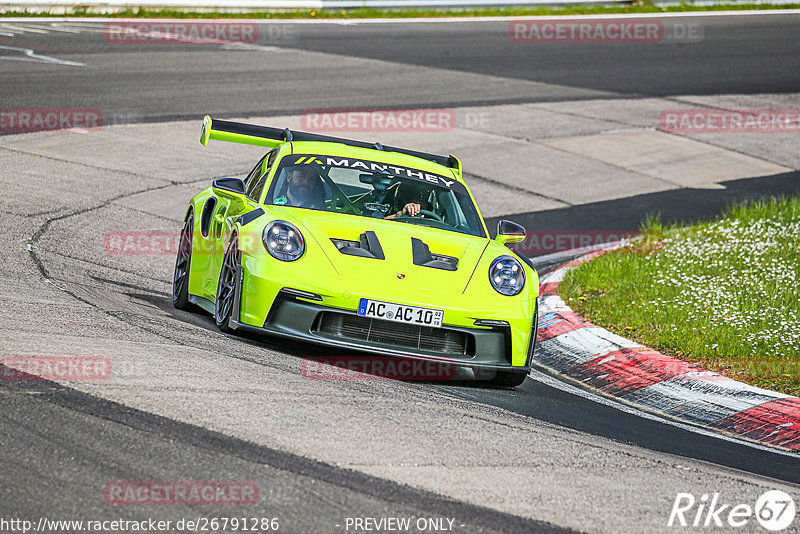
xmin=535 ymin=249 xmax=800 ymax=452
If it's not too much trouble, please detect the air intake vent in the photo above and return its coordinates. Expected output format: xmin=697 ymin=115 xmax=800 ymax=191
xmin=331 ymin=231 xmax=385 ymax=260
xmin=316 ymin=312 xmax=471 ymax=357
xmin=411 ymin=238 xmax=458 ymax=271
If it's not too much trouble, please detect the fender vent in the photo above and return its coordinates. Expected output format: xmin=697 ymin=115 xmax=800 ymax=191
xmin=200 ymin=197 xmax=217 ymax=238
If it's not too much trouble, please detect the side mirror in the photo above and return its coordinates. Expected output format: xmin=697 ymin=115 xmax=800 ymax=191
xmin=496 ymin=219 xmax=526 ymax=246
xmin=212 ymin=178 xmax=248 ymax=211
xmin=213 ymin=177 xmax=245 ymax=195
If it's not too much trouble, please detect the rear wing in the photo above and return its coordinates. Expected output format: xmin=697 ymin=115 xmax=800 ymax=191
xmin=199 ymin=115 xmax=462 ymax=176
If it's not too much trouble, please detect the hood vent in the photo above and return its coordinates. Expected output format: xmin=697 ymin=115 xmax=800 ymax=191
xmin=411 ymin=238 xmax=458 ymax=271
xmin=331 ymin=230 xmax=385 ymax=260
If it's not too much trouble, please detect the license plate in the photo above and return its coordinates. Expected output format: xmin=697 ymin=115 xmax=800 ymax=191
xmin=357 ymin=298 xmax=443 ymax=328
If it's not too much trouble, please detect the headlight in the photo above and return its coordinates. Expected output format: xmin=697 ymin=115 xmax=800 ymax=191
xmin=489 ymin=256 xmax=525 ymax=296
xmin=263 ymin=221 xmax=304 ymax=262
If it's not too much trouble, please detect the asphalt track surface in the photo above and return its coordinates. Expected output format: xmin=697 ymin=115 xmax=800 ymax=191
xmin=1 ymin=14 xmax=800 ymax=533
xmin=1 ymin=14 xmax=798 ymax=122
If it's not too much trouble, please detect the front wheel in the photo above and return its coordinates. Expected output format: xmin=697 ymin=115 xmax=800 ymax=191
xmin=215 ymin=236 xmax=240 ymax=333
xmin=172 ymin=213 xmax=194 ymax=311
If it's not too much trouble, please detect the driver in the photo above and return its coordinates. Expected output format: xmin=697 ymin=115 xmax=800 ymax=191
xmin=386 ymin=182 xmax=432 ymax=219
xmin=284 ymin=166 xmax=326 ymax=209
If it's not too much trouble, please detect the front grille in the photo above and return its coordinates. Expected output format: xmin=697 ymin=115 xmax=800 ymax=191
xmin=315 ymin=312 xmax=472 ymax=357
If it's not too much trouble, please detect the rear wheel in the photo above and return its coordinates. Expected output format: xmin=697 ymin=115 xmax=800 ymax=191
xmin=172 ymin=213 xmax=194 ymax=310
xmin=215 ymin=236 xmax=240 ymax=333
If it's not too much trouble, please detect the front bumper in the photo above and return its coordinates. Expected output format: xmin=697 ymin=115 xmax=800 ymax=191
xmin=232 ymin=290 xmax=530 ymax=372
xmin=234 ymin=248 xmax=537 ymax=369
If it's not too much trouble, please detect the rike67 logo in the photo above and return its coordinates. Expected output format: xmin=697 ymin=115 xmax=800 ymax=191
xmin=668 ymin=490 xmax=795 ymax=531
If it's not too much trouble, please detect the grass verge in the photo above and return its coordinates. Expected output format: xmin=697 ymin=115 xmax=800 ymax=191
xmin=560 ymin=197 xmax=800 ymax=396
xmin=2 ymin=3 xmax=800 ymax=19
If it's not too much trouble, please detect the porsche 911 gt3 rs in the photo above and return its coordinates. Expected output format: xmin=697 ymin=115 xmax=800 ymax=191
xmin=173 ymin=116 xmax=539 ymax=387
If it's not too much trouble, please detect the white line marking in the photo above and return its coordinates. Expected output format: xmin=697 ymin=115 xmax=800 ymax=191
xmin=56 ymin=23 xmax=107 ymax=33
xmin=529 ymin=368 xmax=798 ymax=457
xmin=219 ymin=42 xmax=286 ymax=51
xmin=0 ymin=23 xmax=50 ymax=34
xmin=27 ymin=23 xmax=82 ymax=33
xmin=0 ymin=45 xmax=85 ymax=66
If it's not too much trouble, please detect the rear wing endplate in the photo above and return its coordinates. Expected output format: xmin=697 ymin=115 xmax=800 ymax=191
xmin=200 ymin=115 xmax=462 ymax=175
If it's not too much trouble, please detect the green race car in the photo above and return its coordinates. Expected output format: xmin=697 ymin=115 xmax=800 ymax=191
xmin=173 ymin=116 xmax=539 ymax=387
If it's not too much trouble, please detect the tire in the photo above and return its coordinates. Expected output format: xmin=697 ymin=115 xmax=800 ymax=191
xmin=526 ymin=299 xmax=539 ymax=367
xmin=486 ymin=370 xmax=528 ymax=388
xmin=172 ymin=213 xmax=194 ymax=311
xmin=487 ymin=302 xmax=538 ymax=388
xmin=215 ymin=236 xmax=240 ymax=334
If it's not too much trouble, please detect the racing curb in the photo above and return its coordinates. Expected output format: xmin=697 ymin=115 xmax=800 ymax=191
xmin=534 ymin=246 xmax=800 ymax=452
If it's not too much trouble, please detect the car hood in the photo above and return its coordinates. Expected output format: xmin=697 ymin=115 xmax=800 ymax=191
xmin=267 ymin=207 xmax=490 ymax=297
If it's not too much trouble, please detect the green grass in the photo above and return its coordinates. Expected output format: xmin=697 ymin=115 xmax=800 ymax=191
xmin=2 ymin=3 xmax=800 ymax=19
xmin=561 ymin=197 xmax=800 ymax=396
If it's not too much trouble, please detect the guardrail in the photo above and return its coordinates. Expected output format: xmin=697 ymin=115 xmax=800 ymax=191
xmin=1 ymin=0 xmax=626 ymax=11
xmin=3 ymin=0 xmax=797 ymax=18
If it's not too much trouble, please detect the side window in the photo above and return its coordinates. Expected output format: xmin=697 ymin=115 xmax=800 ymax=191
xmin=243 ymin=155 xmax=266 ymax=191
xmin=247 ymin=150 xmax=278 ymax=203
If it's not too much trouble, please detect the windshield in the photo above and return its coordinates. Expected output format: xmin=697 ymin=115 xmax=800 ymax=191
xmin=264 ymin=154 xmax=486 ymax=237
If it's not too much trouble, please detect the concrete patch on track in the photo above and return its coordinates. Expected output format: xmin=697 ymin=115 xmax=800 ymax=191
xmin=664 ymin=93 xmax=800 ymax=171
xmin=539 ymin=93 xmax=800 ymax=172
xmin=235 ymin=97 xmax=797 ymax=217
xmin=536 ymin=249 xmax=800 ymax=452
xmin=455 ymin=139 xmax=677 ymax=205
xmin=0 ymin=120 xmax=264 ymax=181
xmin=540 ymin=129 xmax=791 ymax=190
